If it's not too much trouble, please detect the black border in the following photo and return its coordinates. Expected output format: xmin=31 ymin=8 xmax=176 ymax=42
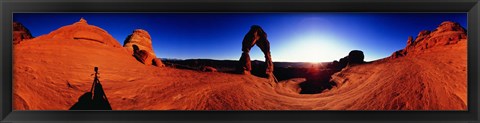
xmin=1 ymin=0 xmax=479 ymax=122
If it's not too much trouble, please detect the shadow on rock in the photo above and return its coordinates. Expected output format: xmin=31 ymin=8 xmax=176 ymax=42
xmin=70 ymin=67 xmax=112 ymax=110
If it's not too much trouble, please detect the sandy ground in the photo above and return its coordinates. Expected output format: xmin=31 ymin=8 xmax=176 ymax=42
xmin=13 ymin=38 xmax=467 ymax=110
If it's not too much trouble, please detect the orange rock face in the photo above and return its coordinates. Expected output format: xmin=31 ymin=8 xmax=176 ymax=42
xmin=124 ymin=29 xmax=164 ymax=67
xmin=123 ymin=29 xmax=155 ymax=54
xmin=33 ymin=18 xmax=122 ymax=48
xmin=133 ymin=50 xmax=155 ymax=65
xmin=13 ymin=22 xmax=34 ymax=44
xmin=391 ymin=21 xmax=467 ymax=58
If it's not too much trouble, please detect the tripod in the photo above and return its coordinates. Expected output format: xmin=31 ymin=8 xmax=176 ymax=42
xmin=89 ymin=67 xmax=112 ymax=110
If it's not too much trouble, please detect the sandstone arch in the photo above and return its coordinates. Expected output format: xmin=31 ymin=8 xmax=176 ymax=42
xmin=238 ymin=25 xmax=274 ymax=78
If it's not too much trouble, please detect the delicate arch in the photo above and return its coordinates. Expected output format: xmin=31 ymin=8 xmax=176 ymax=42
xmin=239 ymin=25 xmax=274 ymax=78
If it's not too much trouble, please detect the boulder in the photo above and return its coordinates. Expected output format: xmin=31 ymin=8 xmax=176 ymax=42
xmin=152 ymin=58 xmax=165 ymax=67
xmin=348 ymin=50 xmax=365 ymax=64
xmin=13 ymin=22 xmax=34 ymax=44
xmin=202 ymin=66 xmax=217 ymax=72
xmin=334 ymin=50 xmax=365 ymax=69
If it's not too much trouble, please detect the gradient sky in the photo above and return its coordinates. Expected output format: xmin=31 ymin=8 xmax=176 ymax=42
xmin=13 ymin=13 xmax=467 ymax=62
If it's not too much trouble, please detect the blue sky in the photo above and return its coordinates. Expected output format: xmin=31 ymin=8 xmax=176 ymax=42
xmin=13 ymin=13 xmax=467 ymax=62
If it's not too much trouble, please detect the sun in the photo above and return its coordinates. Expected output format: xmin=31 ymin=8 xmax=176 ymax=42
xmin=289 ymin=34 xmax=346 ymax=63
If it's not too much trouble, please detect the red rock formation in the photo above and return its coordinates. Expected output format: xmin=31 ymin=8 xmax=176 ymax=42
xmin=202 ymin=66 xmax=217 ymax=72
xmin=124 ymin=29 xmax=154 ymax=55
xmin=348 ymin=50 xmax=365 ymax=64
xmin=333 ymin=50 xmax=365 ymax=69
xmin=33 ymin=18 xmax=121 ymax=48
xmin=406 ymin=36 xmax=414 ymax=47
xmin=239 ymin=25 xmax=274 ymax=78
xmin=390 ymin=21 xmax=467 ymax=58
xmin=133 ymin=50 xmax=153 ymax=64
xmin=124 ymin=29 xmax=164 ymax=67
xmin=13 ymin=22 xmax=34 ymax=44
xmin=152 ymin=58 xmax=164 ymax=67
